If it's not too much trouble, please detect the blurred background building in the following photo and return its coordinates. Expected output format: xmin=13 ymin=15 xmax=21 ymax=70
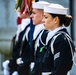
xmin=0 ymin=0 xmax=76 ymax=75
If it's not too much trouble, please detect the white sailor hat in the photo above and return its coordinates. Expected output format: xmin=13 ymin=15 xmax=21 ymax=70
xmin=44 ymin=3 xmax=68 ymax=15
xmin=32 ymin=1 xmax=50 ymax=9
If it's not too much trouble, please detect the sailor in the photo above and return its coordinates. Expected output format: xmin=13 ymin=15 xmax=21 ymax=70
xmin=41 ymin=3 xmax=75 ymax=75
xmin=3 ymin=4 xmax=30 ymax=75
xmin=29 ymin=1 xmax=50 ymax=75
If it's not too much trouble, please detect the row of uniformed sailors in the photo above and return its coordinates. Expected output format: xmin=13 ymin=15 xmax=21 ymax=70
xmin=2 ymin=1 xmax=75 ymax=75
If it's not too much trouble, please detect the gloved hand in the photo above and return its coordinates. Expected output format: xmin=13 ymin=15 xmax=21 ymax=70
xmin=16 ymin=58 xmax=24 ymax=65
xmin=2 ymin=60 xmax=10 ymax=70
xmin=30 ymin=62 xmax=35 ymax=71
xmin=29 ymin=62 xmax=42 ymax=75
xmin=12 ymin=71 xmax=19 ymax=75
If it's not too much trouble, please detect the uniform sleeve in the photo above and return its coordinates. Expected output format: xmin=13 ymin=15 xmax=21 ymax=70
xmin=12 ymin=33 xmax=23 ymax=60
xmin=50 ymin=35 xmax=73 ymax=75
xmin=12 ymin=39 xmax=21 ymax=60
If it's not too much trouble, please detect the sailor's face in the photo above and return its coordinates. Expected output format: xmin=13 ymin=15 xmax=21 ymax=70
xmin=30 ymin=9 xmax=43 ymax=25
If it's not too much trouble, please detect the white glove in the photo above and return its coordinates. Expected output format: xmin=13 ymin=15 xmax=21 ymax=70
xmin=3 ymin=60 xmax=10 ymax=70
xmin=30 ymin=62 xmax=35 ymax=71
xmin=16 ymin=58 xmax=23 ymax=65
xmin=3 ymin=69 xmax=10 ymax=75
xmin=12 ymin=71 xmax=19 ymax=75
xmin=3 ymin=60 xmax=10 ymax=75
xmin=67 ymin=71 xmax=70 ymax=75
